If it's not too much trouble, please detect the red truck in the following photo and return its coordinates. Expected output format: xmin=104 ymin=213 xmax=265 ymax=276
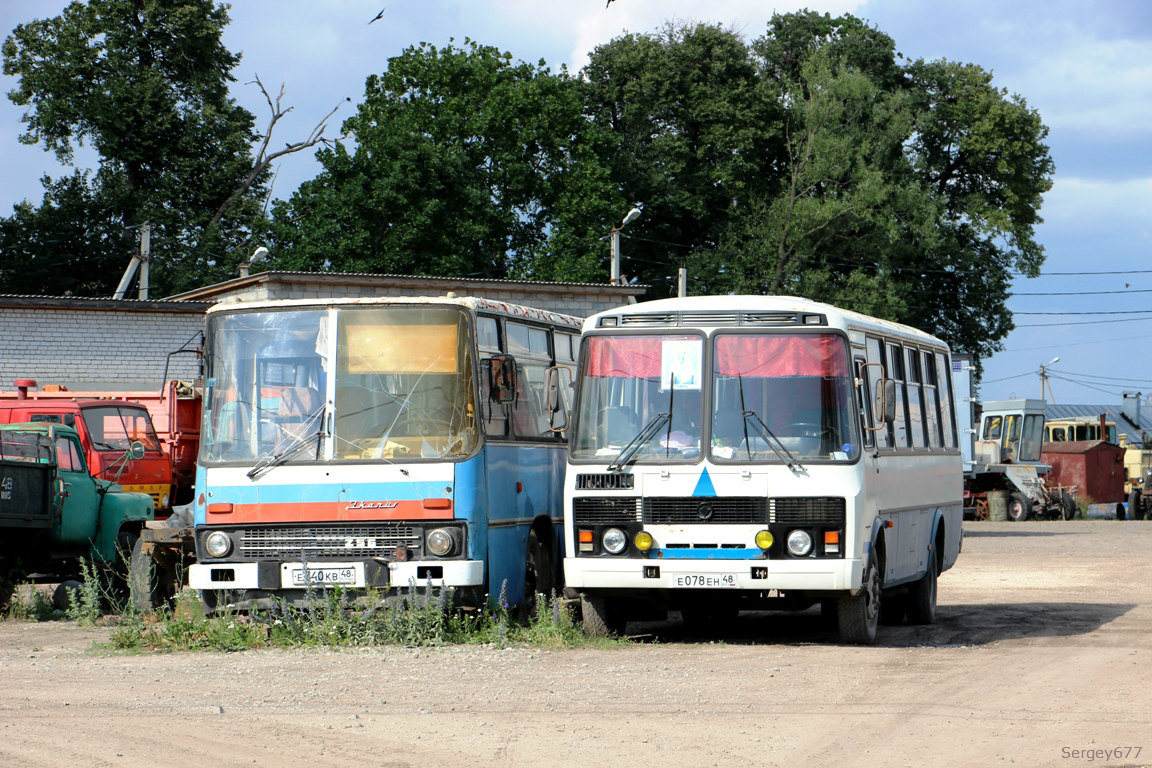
xmin=0 ymin=379 xmax=201 ymax=511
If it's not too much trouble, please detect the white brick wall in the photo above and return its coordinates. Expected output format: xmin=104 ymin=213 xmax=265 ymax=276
xmin=0 ymin=306 xmax=204 ymax=391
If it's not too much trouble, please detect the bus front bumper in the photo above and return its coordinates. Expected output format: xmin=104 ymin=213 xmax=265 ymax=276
xmin=189 ymin=559 xmax=484 ymax=591
xmin=563 ymin=556 xmax=862 ymax=593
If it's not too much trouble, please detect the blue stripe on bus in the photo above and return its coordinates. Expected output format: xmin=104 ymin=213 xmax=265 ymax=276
xmin=202 ymin=480 xmax=451 ymax=505
xmin=654 ymin=548 xmax=763 ymax=560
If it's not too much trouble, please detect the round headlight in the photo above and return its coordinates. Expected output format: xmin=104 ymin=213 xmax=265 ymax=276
xmin=427 ymin=528 xmax=455 ymax=557
xmin=160 ymin=493 xmax=170 ymax=509
xmin=633 ymin=530 xmax=654 ymax=551
xmin=602 ymin=527 xmax=628 ymax=555
xmin=786 ymin=529 xmax=813 ymax=557
xmin=755 ymin=529 xmax=774 ymax=550
xmin=204 ymin=530 xmax=232 ymax=558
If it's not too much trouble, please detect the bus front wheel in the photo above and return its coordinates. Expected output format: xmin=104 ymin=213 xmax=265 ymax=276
xmin=580 ymin=594 xmax=625 ymax=636
xmin=838 ymin=558 xmax=881 ymax=644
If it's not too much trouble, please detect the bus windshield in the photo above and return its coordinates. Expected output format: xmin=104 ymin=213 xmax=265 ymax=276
xmin=201 ymin=305 xmax=478 ymax=464
xmin=571 ymin=334 xmax=706 ymax=462
xmin=710 ymin=333 xmax=859 ymax=462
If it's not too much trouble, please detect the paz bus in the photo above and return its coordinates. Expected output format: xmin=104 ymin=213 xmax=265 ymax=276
xmin=562 ymin=295 xmax=963 ymax=643
xmin=187 ymin=296 xmax=580 ymax=610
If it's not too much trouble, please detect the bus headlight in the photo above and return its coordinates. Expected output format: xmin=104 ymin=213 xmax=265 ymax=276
xmin=602 ymin=528 xmax=628 ymax=555
xmin=426 ymin=528 xmax=456 ymax=557
xmin=160 ymin=493 xmax=170 ymax=509
xmin=633 ymin=531 xmax=653 ymax=551
xmin=786 ymin=529 xmax=813 ymax=557
xmin=204 ymin=531 xmax=232 ymax=558
xmin=755 ymin=530 xmax=774 ymax=550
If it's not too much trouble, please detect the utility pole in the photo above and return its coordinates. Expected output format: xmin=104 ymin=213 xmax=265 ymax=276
xmin=1039 ymin=356 xmax=1059 ymax=403
xmin=678 ymin=267 xmax=687 ymax=297
xmin=609 ymin=207 xmax=642 ymax=285
xmin=137 ymin=222 xmax=151 ymax=300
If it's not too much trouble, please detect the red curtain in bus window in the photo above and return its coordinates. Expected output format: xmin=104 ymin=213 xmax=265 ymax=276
xmin=583 ymin=336 xmax=665 ymax=378
xmin=715 ymin=334 xmax=848 ymax=377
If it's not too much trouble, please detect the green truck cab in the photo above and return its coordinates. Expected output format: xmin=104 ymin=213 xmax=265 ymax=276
xmin=0 ymin=422 xmax=154 ymax=587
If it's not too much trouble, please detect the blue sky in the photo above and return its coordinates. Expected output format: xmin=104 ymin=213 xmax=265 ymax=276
xmin=2 ymin=0 xmax=1150 ymax=406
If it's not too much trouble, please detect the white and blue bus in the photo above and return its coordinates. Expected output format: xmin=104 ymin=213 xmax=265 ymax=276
xmin=563 ymin=295 xmax=963 ymax=643
xmin=187 ymin=296 xmax=580 ymax=610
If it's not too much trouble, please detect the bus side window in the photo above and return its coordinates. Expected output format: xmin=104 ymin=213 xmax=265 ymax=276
xmin=865 ymin=337 xmax=892 ymax=449
xmin=854 ymin=357 xmax=875 ymax=448
xmin=922 ymin=350 xmax=942 ymax=449
xmin=507 ymin=322 xmax=554 ymax=439
xmin=935 ymin=351 xmax=957 ymax=449
xmin=887 ymin=342 xmax=909 ymax=448
xmin=478 ymin=316 xmax=508 ymax=438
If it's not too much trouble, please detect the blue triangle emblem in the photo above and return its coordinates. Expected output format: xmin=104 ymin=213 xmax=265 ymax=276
xmin=692 ymin=467 xmax=716 ymax=497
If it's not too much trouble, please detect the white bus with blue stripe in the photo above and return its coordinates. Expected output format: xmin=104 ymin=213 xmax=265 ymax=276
xmin=187 ymin=296 xmax=580 ymax=611
xmin=563 ymin=295 xmax=963 ymax=643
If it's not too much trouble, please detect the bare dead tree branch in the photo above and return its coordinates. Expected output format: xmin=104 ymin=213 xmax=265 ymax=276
xmin=205 ymin=74 xmax=347 ymax=232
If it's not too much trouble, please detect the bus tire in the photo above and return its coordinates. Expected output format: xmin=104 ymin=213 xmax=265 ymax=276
xmin=580 ymin=594 xmax=624 ymax=636
xmin=523 ymin=527 xmax=554 ymax=615
xmin=1006 ymin=493 xmax=1031 ymax=522
xmin=838 ymin=557 xmax=881 ymax=644
xmin=906 ymin=551 xmax=939 ymax=625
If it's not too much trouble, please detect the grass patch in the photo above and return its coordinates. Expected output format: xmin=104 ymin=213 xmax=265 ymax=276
xmin=101 ymin=579 xmax=627 ymax=653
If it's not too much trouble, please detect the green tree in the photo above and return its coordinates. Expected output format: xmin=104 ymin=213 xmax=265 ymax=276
xmin=269 ymin=39 xmax=618 ymax=281
xmin=579 ymin=23 xmax=781 ymax=293
xmin=2 ymin=0 xmax=269 ymax=296
xmin=583 ymin=12 xmax=1052 ymax=363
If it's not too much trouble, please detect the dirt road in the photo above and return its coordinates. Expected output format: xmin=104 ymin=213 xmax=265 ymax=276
xmin=2 ymin=520 xmax=1150 ymax=768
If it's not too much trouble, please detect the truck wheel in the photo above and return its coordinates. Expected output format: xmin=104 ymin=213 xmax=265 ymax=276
xmin=906 ymin=550 xmax=939 ymax=625
xmin=1061 ymin=491 xmax=1078 ymax=520
xmin=1006 ymin=493 xmax=1032 ymax=522
xmin=837 ymin=557 xmax=881 ymax=644
xmin=129 ymin=537 xmax=169 ymax=613
xmin=580 ymin=594 xmax=625 ymax=636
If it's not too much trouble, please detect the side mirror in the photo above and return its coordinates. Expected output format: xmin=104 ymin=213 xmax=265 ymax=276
xmin=873 ymin=379 xmax=896 ymax=424
xmin=546 ymin=366 xmax=572 ymax=433
xmin=128 ymin=441 xmax=146 ymax=460
xmin=487 ymin=354 xmax=517 ymax=404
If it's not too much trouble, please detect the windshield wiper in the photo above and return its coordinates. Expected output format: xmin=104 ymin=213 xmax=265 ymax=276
xmin=608 ymin=412 xmax=671 ymax=473
xmin=247 ymin=403 xmax=327 ymax=480
xmin=742 ymin=410 xmax=806 ymax=473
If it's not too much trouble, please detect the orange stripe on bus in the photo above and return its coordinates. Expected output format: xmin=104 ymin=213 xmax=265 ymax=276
xmin=206 ymin=499 xmax=454 ymax=524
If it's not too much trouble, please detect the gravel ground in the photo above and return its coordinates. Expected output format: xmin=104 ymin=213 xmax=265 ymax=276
xmin=2 ymin=520 xmax=1150 ymax=768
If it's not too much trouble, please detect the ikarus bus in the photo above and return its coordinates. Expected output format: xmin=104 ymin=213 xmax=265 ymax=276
xmin=563 ymin=295 xmax=963 ymax=643
xmin=188 ymin=296 xmax=580 ymax=611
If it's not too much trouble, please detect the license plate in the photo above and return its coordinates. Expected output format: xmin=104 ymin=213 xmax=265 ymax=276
xmin=285 ymin=564 xmax=363 ymax=587
xmin=673 ymin=573 xmax=738 ymax=589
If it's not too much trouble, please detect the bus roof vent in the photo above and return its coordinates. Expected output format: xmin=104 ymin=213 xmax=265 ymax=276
xmin=604 ymin=310 xmax=826 ymax=328
xmin=616 ymin=313 xmax=677 ymax=326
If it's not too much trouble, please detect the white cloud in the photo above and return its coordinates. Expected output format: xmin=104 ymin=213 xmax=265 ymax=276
xmin=1041 ymin=176 xmax=1152 ymax=234
xmin=1013 ymin=36 xmax=1152 ymax=139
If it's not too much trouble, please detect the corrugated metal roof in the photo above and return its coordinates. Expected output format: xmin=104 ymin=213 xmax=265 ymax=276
xmin=1046 ymin=403 xmax=1152 ymax=443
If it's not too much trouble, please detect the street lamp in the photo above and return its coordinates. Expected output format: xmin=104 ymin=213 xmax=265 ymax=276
xmin=1039 ymin=356 xmax=1059 ymax=402
xmin=610 ymin=207 xmax=642 ymax=286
